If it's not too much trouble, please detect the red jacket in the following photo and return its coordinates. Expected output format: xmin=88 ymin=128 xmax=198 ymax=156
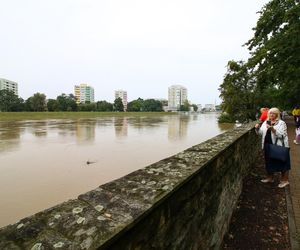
xmin=259 ymin=110 xmax=268 ymax=122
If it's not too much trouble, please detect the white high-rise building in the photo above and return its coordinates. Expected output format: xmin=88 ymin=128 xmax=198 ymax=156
xmin=115 ymin=90 xmax=128 ymax=111
xmin=204 ymin=104 xmax=216 ymax=111
xmin=168 ymin=85 xmax=188 ymax=111
xmin=74 ymin=84 xmax=94 ymax=104
xmin=0 ymin=78 xmax=18 ymax=96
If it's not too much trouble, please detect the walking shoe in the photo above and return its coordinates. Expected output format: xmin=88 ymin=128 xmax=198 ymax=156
xmin=261 ymin=179 xmax=274 ymax=183
xmin=278 ymin=181 xmax=289 ymax=188
xmin=294 ymin=140 xmax=299 ymax=145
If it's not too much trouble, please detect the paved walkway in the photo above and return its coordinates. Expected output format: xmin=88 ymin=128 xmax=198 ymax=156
xmin=286 ymin=117 xmax=300 ymax=248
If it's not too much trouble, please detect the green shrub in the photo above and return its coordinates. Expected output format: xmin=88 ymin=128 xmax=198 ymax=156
xmin=218 ymin=113 xmax=235 ymax=123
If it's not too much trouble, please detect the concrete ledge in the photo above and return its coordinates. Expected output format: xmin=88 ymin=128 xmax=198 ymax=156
xmin=0 ymin=122 xmax=259 ymax=250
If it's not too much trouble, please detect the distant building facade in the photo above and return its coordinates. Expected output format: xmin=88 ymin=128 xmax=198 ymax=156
xmin=197 ymin=104 xmax=202 ymax=112
xmin=115 ymin=90 xmax=128 ymax=111
xmin=74 ymin=84 xmax=94 ymax=104
xmin=0 ymin=78 xmax=18 ymax=95
xmin=204 ymin=104 xmax=216 ymax=111
xmin=168 ymin=85 xmax=187 ymax=111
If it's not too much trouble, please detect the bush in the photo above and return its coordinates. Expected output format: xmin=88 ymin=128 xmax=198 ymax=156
xmin=218 ymin=113 xmax=235 ymax=123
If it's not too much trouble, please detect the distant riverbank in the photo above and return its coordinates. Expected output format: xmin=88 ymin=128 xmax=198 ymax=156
xmin=0 ymin=112 xmax=177 ymax=120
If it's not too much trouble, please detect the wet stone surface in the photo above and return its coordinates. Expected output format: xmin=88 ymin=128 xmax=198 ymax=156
xmin=0 ymin=122 xmax=259 ymax=250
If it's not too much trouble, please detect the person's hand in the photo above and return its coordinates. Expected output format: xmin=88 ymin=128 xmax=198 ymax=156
xmin=255 ymin=123 xmax=260 ymax=129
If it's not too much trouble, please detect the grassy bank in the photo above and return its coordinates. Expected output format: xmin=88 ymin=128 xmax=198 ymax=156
xmin=0 ymin=112 xmax=176 ymax=121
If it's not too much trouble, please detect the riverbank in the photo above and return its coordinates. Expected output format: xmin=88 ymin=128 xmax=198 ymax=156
xmin=222 ymin=117 xmax=300 ymax=249
xmin=0 ymin=112 xmax=176 ymax=120
xmin=222 ymin=151 xmax=290 ymax=249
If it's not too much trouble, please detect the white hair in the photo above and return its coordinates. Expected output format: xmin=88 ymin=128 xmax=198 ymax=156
xmin=268 ymin=107 xmax=281 ymax=120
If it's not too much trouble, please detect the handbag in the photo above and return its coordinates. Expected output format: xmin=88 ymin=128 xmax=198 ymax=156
xmin=266 ymin=137 xmax=290 ymax=162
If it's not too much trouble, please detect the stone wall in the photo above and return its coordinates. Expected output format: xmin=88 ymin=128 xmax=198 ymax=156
xmin=0 ymin=123 xmax=260 ymax=250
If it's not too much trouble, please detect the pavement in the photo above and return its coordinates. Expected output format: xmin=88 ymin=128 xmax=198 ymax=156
xmin=286 ymin=117 xmax=300 ymax=249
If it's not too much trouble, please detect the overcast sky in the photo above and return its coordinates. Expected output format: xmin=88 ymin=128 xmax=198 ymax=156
xmin=0 ymin=0 xmax=269 ymax=105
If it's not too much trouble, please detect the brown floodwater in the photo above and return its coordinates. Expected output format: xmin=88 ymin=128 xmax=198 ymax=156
xmin=0 ymin=113 xmax=234 ymax=228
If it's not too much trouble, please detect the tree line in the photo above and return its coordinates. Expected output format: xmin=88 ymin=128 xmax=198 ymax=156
xmin=0 ymin=89 xmax=200 ymax=112
xmin=0 ymin=89 xmax=167 ymax=112
xmin=219 ymin=0 xmax=299 ymax=122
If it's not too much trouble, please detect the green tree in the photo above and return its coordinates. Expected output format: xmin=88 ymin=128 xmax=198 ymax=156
xmin=0 ymin=89 xmax=23 ymax=111
xmin=24 ymin=97 xmax=33 ymax=111
xmin=127 ymin=98 xmax=144 ymax=112
xmin=13 ymin=97 xmax=25 ymax=111
xmin=219 ymin=60 xmax=256 ymax=122
xmin=114 ymin=97 xmax=124 ymax=112
xmin=192 ymin=104 xmax=198 ymax=112
xmin=78 ymin=102 xmax=97 ymax=111
xmin=47 ymin=99 xmax=58 ymax=111
xmin=96 ymin=101 xmax=113 ymax=111
xmin=245 ymin=0 xmax=300 ymax=108
xmin=56 ymin=94 xmax=77 ymax=111
xmin=219 ymin=0 xmax=300 ymax=122
xmin=26 ymin=92 xmax=47 ymax=111
xmin=143 ymin=99 xmax=163 ymax=112
xmin=180 ymin=100 xmax=190 ymax=111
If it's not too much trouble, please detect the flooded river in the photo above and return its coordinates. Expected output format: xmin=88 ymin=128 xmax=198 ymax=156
xmin=0 ymin=113 xmax=233 ymax=227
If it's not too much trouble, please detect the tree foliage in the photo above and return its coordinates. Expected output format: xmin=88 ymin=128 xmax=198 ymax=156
xmin=47 ymin=99 xmax=58 ymax=111
xmin=96 ymin=100 xmax=113 ymax=111
xmin=127 ymin=98 xmax=144 ymax=112
xmin=246 ymin=0 xmax=300 ymax=108
xmin=56 ymin=94 xmax=77 ymax=111
xmin=180 ymin=100 xmax=190 ymax=111
xmin=0 ymin=89 xmax=24 ymax=111
xmin=219 ymin=61 xmax=257 ymax=121
xmin=26 ymin=93 xmax=47 ymax=112
xmin=78 ymin=102 xmax=97 ymax=111
xmin=192 ymin=104 xmax=198 ymax=112
xmin=114 ymin=97 xmax=124 ymax=112
xmin=143 ymin=99 xmax=163 ymax=112
xmin=219 ymin=0 xmax=300 ymax=122
xmin=127 ymin=98 xmax=163 ymax=112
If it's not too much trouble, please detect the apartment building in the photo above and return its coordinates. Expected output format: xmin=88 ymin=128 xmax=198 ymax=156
xmin=74 ymin=84 xmax=94 ymax=104
xmin=0 ymin=78 xmax=18 ymax=95
xmin=115 ymin=90 xmax=128 ymax=111
xmin=168 ymin=85 xmax=188 ymax=111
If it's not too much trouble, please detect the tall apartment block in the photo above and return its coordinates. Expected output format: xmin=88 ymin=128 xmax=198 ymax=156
xmin=0 ymin=78 xmax=18 ymax=96
xmin=74 ymin=84 xmax=94 ymax=104
xmin=115 ymin=90 xmax=127 ymax=111
xmin=168 ymin=84 xmax=188 ymax=111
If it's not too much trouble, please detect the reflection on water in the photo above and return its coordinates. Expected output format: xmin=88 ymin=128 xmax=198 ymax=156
xmin=0 ymin=113 xmax=234 ymax=227
xmin=114 ymin=117 xmax=128 ymax=138
xmin=168 ymin=115 xmax=189 ymax=141
xmin=0 ymin=122 xmax=23 ymax=153
xmin=76 ymin=120 xmax=96 ymax=144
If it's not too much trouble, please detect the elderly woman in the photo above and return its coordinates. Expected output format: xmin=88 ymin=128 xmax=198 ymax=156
xmin=255 ymin=107 xmax=290 ymax=188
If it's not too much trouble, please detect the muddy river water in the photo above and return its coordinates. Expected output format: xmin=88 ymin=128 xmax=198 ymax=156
xmin=0 ymin=113 xmax=234 ymax=227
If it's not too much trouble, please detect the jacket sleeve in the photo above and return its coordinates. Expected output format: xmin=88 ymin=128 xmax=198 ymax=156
xmin=274 ymin=121 xmax=287 ymax=138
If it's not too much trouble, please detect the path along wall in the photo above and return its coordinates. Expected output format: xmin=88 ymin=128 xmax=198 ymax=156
xmin=0 ymin=123 xmax=260 ymax=250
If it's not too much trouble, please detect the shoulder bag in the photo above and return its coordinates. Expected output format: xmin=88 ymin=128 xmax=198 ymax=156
xmin=266 ymin=136 xmax=290 ymax=162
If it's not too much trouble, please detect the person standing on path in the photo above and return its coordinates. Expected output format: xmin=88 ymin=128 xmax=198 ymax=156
xmin=259 ymin=107 xmax=269 ymax=123
xmin=255 ymin=107 xmax=290 ymax=188
xmin=292 ymin=106 xmax=300 ymax=125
